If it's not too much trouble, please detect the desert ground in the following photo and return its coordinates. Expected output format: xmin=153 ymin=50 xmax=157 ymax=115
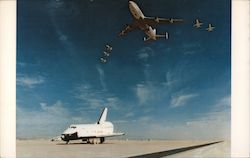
xmin=17 ymin=139 xmax=230 ymax=158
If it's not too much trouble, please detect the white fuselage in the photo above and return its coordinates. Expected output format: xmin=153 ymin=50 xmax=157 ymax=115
xmin=129 ymin=1 xmax=145 ymax=20
xmin=128 ymin=1 xmax=156 ymax=40
xmin=62 ymin=122 xmax=113 ymax=141
xmin=52 ymin=107 xmax=124 ymax=144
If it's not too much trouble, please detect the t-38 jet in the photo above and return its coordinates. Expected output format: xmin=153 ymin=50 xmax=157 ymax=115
xmin=206 ymin=24 xmax=215 ymax=32
xmin=193 ymin=19 xmax=203 ymax=28
xmin=119 ymin=1 xmax=183 ymax=42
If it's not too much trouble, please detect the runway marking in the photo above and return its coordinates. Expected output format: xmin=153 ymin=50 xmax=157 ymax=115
xmin=127 ymin=141 xmax=223 ymax=158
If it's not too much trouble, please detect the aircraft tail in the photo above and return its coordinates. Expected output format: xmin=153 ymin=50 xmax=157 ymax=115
xmin=144 ymin=32 xmax=168 ymax=42
xmin=156 ymin=32 xmax=169 ymax=39
xmin=97 ymin=107 xmax=108 ymax=124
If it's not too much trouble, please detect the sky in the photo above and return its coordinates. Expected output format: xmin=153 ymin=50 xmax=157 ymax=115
xmin=17 ymin=0 xmax=231 ymax=140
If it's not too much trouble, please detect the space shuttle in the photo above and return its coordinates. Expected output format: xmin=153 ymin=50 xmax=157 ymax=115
xmin=52 ymin=107 xmax=124 ymax=144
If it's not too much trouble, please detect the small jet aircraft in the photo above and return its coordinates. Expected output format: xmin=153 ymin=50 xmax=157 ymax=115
xmin=106 ymin=44 xmax=112 ymax=52
xmin=206 ymin=24 xmax=215 ymax=32
xmin=193 ymin=19 xmax=203 ymax=28
xmin=51 ymin=107 xmax=124 ymax=144
xmin=103 ymin=51 xmax=110 ymax=57
xmin=100 ymin=44 xmax=112 ymax=64
xmin=119 ymin=1 xmax=183 ymax=42
xmin=100 ymin=57 xmax=107 ymax=63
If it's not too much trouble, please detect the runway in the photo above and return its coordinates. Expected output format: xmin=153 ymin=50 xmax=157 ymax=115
xmin=17 ymin=139 xmax=230 ymax=158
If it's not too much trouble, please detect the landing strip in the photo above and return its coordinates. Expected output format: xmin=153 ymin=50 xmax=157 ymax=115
xmin=17 ymin=139 xmax=230 ymax=158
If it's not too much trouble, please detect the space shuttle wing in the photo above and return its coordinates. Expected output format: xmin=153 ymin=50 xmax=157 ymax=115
xmin=143 ymin=17 xmax=183 ymax=25
xmin=99 ymin=132 xmax=125 ymax=137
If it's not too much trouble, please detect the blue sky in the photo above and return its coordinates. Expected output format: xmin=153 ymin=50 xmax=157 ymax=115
xmin=17 ymin=0 xmax=231 ymax=139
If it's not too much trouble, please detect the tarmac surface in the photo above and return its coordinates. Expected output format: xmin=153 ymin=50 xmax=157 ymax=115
xmin=17 ymin=139 xmax=230 ymax=158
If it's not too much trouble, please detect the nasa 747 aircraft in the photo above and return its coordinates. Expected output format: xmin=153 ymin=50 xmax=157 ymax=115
xmin=52 ymin=108 xmax=124 ymax=144
xmin=119 ymin=1 xmax=183 ymax=42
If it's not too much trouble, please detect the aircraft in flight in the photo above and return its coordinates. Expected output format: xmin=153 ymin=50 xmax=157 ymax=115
xmin=105 ymin=44 xmax=112 ymax=52
xmin=193 ymin=19 xmax=203 ymax=28
xmin=100 ymin=44 xmax=112 ymax=64
xmin=206 ymin=24 xmax=215 ymax=32
xmin=119 ymin=1 xmax=183 ymax=42
xmin=51 ymin=107 xmax=124 ymax=144
xmin=100 ymin=57 xmax=107 ymax=63
xmin=103 ymin=51 xmax=110 ymax=57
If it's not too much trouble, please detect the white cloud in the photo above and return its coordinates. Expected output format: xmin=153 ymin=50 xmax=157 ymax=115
xmin=138 ymin=52 xmax=149 ymax=60
xmin=59 ymin=35 xmax=68 ymax=41
xmin=182 ymin=42 xmax=203 ymax=55
xmin=134 ymin=81 xmax=170 ymax=106
xmin=106 ymin=97 xmax=119 ymax=109
xmin=118 ymin=96 xmax=230 ymax=140
xmin=17 ymin=100 xmax=73 ymax=138
xmin=184 ymin=51 xmax=196 ymax=55
xmin=170 ymin=93 xmax=199 ymax=108
xmin=40 ymin=100 xmax=68 ymax=116
xmin=213 ymin=95 xmax=230 ymax=110
xmin=125 ymin=112 xmax=134 ymax=118
xmin=74 ymin=84 xmax=120 ymax=110
xmin=136 ymin=84 xmax=151 ymax=105
xmin=17 ymin=62 xmax=26 ymax=67
xmin=137 ymin=47 xmax=154 ymax=62
xmin=163 ymin=71 xmax=179 ymax=88
xmin=181 ymin=95 xmax=230 ymax=139
xmin=137 ymin=116 xmax=152 ymax=124
xmin=74 ymin=84 xmax=105 ymax=109
xmin=17 ymin=75 xmax=45 ymax=88
xmin=96 ymin=66 xmax=106 ymax=90
xmin=47 ymin=0 xmax=77 ymax=54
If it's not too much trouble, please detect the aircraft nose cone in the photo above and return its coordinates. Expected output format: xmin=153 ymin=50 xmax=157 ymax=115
xmin=63 ymin=128 xmax=74 ymax=135
xmin=129 ymin=1 xmax=134 ymax=6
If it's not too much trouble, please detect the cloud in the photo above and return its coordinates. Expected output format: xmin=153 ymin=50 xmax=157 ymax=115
xmin=137 ymin=47 xmax=154 ymax=62
xmin=74 ymin=84 xmax=105 ymax=109
xmin=40 ymin=100 xmax=68 ymax=116
xmin=134 ymin=81 xmax=170 ymax=106
xmin=106 ymin=97 xmax=119 ymax=109
xmin=47 ymin=0 xmax=77 ymax=55
xmin=125 ymin=112 xmax=134 ymax=118
xmin=135 ymin=84 xmax=151 ymax=105
xmin=182 ymin=42 xmax=203 ymax=55
xmin=17 ymin=62 xmax=27 ymax=67
xmin=213 ymin=95 xmax=230 ymax=110
xmin=59 ymin=35 xmax=68 ymax=41
xmin=137 ymin=116 xmax=152 ymax=124
xmin=96 ymin=66 xmax=106 ymax=90
xmin=163 ymin=71 xmax=179 ymax=88
xmin=182 ymin=95 xmax=230 ymax=139
xmin=170 ymin=93 xmax=199 ymax=108
xmin=17 ymin=75 xmax=45 ymax=88
xmin=138 ymin=53 xmax=149 ymax=60
xmin=74 ymin=84 xmax=120 ymax=110
xmin=118 ymin=96 xmax=230 ymax=140
xmin=17 ymin=100 xmax=74 ymax=138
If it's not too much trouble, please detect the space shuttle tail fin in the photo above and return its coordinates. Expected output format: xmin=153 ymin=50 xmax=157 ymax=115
xmin=97 ymin=107 xmax=108 ymax=124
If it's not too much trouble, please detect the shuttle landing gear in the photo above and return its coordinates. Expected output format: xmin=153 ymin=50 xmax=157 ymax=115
xmin=86 ymin=138 xmax=104 ymax=144
xmin=100 ymin=137 xmax=105 ymax=144
xmin=66 ymin=141 xmax=69 ymax=144
xmin=89 ymin=138 xmax=98 ymax=144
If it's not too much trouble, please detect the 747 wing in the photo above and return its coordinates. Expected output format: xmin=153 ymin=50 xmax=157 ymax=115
xmin=143 ymin=17 xmax=183 ymax=26
xmin=119 ymin=23 xmax=138 ymax=36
